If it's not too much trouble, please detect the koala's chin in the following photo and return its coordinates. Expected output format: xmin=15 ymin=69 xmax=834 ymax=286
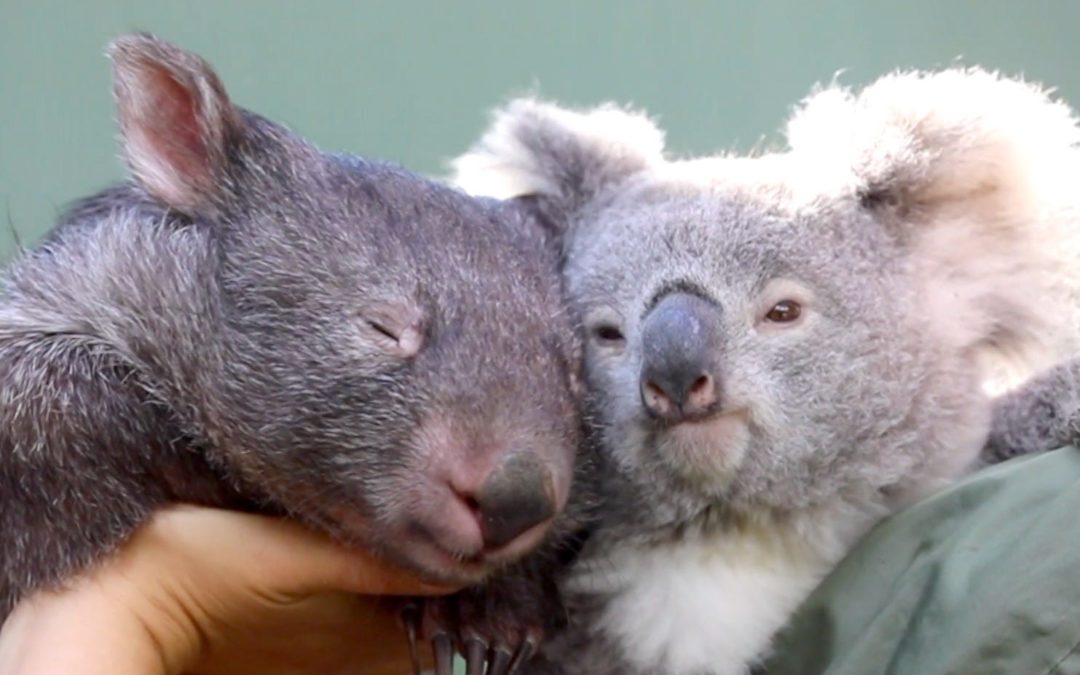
xmin=652 ymin=411 xmax=751 ymax=489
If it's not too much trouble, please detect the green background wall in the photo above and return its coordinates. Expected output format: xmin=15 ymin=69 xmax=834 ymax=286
xmin=3 ymin=1 xmax=1080 ymax=262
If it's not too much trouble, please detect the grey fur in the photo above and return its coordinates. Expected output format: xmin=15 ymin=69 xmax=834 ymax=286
xmin=0 ymin=34 xmax=584 ymax=619
xmin=453 ymin=69 xmax=1080 ymax=674
xmin=984 ymin=357 xmax=1080 ymax=462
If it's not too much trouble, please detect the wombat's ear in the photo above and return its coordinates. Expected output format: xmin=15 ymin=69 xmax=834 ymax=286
xmin=786 ymin=68 xmax=1080 ymax=226
xmin=107 ymin=33 xmax=243 ymax=214
xmin=451 ymin=98 xmax=665 ymax=236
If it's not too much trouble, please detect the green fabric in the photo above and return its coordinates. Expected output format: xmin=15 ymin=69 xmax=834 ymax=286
xmin=761 ymin=447 xmax=1080 ymax=675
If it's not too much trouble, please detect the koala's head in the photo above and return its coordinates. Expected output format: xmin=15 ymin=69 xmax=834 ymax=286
xmin=107 ymin=34 xmax=581 ymax=582
xmin=454 ymin=70 xmax=1080 ymax=526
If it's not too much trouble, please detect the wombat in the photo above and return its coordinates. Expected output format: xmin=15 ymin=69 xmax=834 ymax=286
xmin=449 ymin=68 xmax=1080 ymax=674
xmin=0 ymin=32 xmax=585 ymax=649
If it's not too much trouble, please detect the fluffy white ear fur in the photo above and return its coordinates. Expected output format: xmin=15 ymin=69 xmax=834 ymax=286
xmin=451 ymin=98 xmax=665 ymax=213
xmin=787 ymin=68 xmax=1080 ymax=211
xmin=788 ymin=68 xmax=1080 ymax=391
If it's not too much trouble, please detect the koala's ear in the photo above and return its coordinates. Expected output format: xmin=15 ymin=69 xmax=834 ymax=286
xmin=108 ymin=33 xmax=244 ymax=214
xmin=789 ymin=69 xmax=1080 ymax=386
xmin=786 ymin=68 xmax=1080 ymax=222
xmin=451 ymin=98 xmax=665 ymax=235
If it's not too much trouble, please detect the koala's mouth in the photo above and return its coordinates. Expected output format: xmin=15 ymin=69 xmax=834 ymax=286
xmin=650 ymin=409 xmax=751 ymax=480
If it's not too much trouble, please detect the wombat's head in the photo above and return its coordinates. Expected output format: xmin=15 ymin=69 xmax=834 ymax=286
xmin=453 ymin=71 xmax=1080 ymax=526
xmin=107 ymin=34 xmax=581 ymax=582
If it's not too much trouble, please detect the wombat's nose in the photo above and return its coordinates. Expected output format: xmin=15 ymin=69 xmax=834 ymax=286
xmin=467 ymin=451 xmax=557 ymax=550
xmin=640 ymin=292 xmax=723 ymax=424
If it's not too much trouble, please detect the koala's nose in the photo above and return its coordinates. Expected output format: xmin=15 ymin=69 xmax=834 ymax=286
xmin=462 ymin=451 xmax=558 ymax=550
xmin=640 ymin=292 xmax=723 ymax=423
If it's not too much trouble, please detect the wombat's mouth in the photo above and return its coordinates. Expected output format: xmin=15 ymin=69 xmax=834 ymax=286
xmin=324 ymin=499 xmax=554 ymax=583
xmin=395 ymin=513 xmax=555 ymax=584
xmin=401 ymin=536 xmax=489 ymax=584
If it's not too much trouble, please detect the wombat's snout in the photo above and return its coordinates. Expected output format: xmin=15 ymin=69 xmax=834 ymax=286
xmin=640 ymin=292 xmax=723 ymax=424
xmin=399 ymin=418 xmax=572 ymax=577
xmin=451 ymin=451 xmax=558 ymax=551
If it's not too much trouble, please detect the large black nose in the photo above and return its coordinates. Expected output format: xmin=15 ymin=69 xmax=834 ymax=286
xmin=640 ymin=292 xmax=723 ymax=424
xmin=471 ymin=452 xmax=557 ymax=550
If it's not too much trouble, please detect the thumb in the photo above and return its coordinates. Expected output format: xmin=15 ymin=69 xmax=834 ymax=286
xmin=159 ymin=508 xmax=461 ymax=598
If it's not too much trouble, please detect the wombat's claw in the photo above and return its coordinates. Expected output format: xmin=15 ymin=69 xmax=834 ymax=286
xmin=464 ymin=637 xmax=488 ymax=675
xmin=488 ymin=648 xmax=514 ymax=675
xmin=486 ymin=630 xmax=544 ymax=669
xmin=508 ymin=633 xmax=539 ymax=673
xmin=432 ymin=631 xmax=455 ymax=675
xmin=399 ymin=602 xmax=423 ymax=675
xmin=460 ymin=638 xmax=517 ymax=675
xmin=462 ymin=630 xmax=538 ymax=675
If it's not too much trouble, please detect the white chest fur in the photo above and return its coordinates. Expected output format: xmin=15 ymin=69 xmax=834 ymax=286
xmin=568 ymin=515 xmax=867 ymax=675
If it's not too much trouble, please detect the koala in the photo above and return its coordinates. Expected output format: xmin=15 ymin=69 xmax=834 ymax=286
xmin=451 ymin=69 xmax=1080 ymax=674
xmin=984 ymin=356 xmax=1080 ymax=462
xmin=0 ymin=32 xmax=587 ymax=639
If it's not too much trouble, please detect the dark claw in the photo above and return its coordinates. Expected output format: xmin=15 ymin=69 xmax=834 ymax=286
xmin=465 ymin=637 xmax=488 ymax=675
xmin=508 ymin=634 xmax=538 ymax=674
xmin=399 ymin=603 xmax=423 ymax=675
xmin=432 ymin=632 xmax=455 ymax=675
xmin=489 ymin=648 xmax=514 ymax=675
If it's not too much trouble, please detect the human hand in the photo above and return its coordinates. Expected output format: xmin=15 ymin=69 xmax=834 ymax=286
xmin=0 ymin=505 xmax=458 ymax=675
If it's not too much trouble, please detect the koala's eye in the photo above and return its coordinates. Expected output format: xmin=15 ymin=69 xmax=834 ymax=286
xmin=591 ymin=324 xmax=626 ymax=346
xmin=764 ymin=300 xmax=802 ymax=323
